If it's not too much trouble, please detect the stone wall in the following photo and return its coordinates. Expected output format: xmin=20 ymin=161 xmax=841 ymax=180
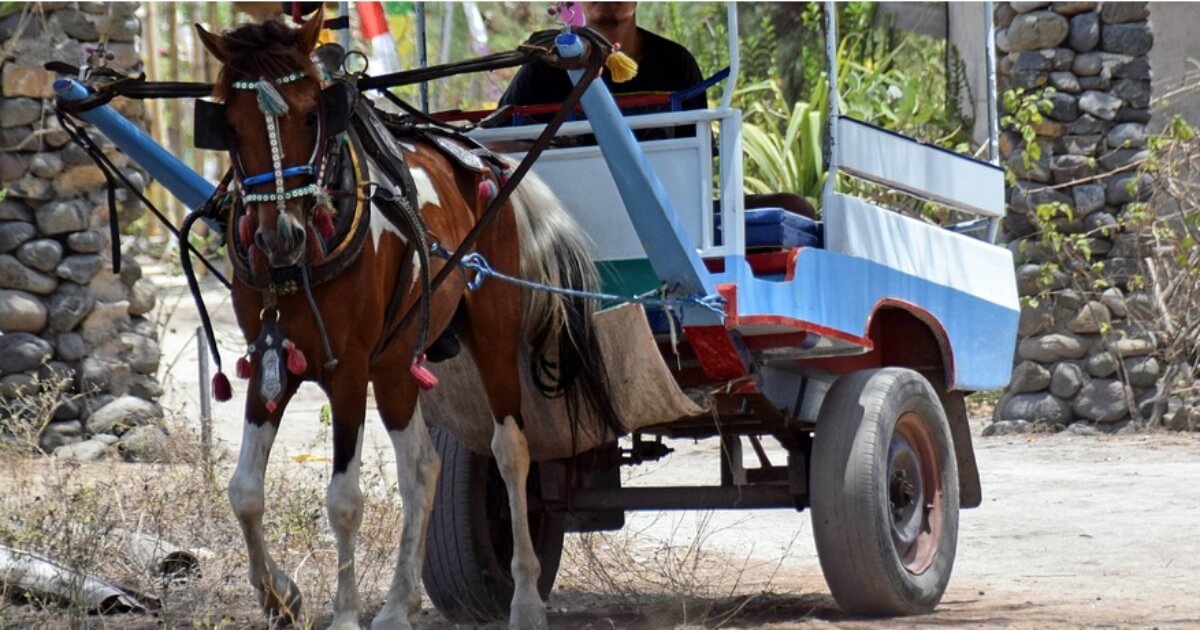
xmin=989 ymin=2 xmax=1164 ymax=435
xmin=0 ymin=2 xmax=167 ymax=459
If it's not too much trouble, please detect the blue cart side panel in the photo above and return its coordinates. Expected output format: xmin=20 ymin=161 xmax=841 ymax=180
xmin=713 ymin=248 xmax=1019 ymax=391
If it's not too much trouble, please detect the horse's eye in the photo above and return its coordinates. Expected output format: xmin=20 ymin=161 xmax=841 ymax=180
xmin=305 ymin=111 xmax=318 ymax=127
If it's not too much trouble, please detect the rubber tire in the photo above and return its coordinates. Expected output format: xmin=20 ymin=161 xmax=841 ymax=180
xmin=422 ymin=426 xmax=565 ymax=623
xmin=810 ymin=367 xmax=960 ymax=616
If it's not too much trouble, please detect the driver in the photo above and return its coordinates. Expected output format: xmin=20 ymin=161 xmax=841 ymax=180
xmin=499 ymin=2 xmax=708 ymax=130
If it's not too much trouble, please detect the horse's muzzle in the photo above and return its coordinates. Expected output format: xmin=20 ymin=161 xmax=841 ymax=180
xmin=255 ymin=212 xmax=307 ymax=268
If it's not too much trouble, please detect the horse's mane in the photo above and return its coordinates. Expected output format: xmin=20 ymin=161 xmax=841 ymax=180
xmin=212 ymin=20 xmax=321 ymax=100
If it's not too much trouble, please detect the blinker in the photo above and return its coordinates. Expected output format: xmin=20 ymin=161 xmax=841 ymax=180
xmin=193 ymin=81 xmax=354 ymax=152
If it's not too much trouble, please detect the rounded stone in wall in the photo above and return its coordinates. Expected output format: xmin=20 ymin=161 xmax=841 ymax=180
xmin=47 ymin=281 xmax=95 ymax=332
xmin=1101 ymin=23 xmax=1153 ymax=57
xmin=1100 ymin=288 xmax=1129 ymax=318
xmin=0 ymin=332 xmax=52 ymax=375
xmin=1050 ymin=362 xmax=1087 ymax=398
xmin=66 ymin=229 xmax=107 ymax=254
xmin=0 ymin=288 xmax=47 ymax=333
xmin=0 ymin=254 xmax=58 ymax=294
xmin=0 ymin=220 xmax=36 ymax=254
xmin=1008 ymin=11 xmax=1070 ymax=51
xmin=1072 ymin=379 xmax=1131 ymax=423
xmin=0 ymin=200 xmax=32 ymax=222
xmin=1011 ymin=360 xmax=1053 ymax=392
xmin=1018 ymin=332 xmax=1090 ymax=363
xmin=1124 ymin=356 xmax=1161 ymax=388
xmin=29 ymin=153 xmax=64 ymax=179
xmin=1078 ymin=90 xmax=1122 ymax=120
xmin=85 ymin=395 xmax=162 ymax=436
xmin=16 ymin=238 xmax=64 ymax=272
xmin=128 ymin=278 xmax=156 ymax=316
xmin=1052 ymin=2 xmax=1098 ymax=16
xmin=1066 ymin=301 xmax=1111 ymax=334
xmin=35 ymin=199 xmax=91 ymax=235
xmin=1085 ymin=352 xmax=1119 ymax=381
xmin=55 ymin=331 xmax=87 ymax=362
xmin=1000 ymin=392 xmax=1073 ymax=426
xmin=56 ymin=254 xmax=103 ymax=285
xmin=1100 ymin=2 xmax=1149 ymax=24
xmin=1067 ymin=11 xmax=1099 ymax=52
xmin=79 ymin=300 xmax=131 ymax=345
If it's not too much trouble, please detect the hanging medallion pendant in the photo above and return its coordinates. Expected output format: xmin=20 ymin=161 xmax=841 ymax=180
xmin=243 ymin=311 xmax=309 ymax=413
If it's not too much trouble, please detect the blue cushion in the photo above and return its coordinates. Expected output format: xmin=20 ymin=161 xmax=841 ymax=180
xmin=745 ymin=208 xmax=823 ymax=248
xmin=714 ymin=208 xmax=823 ymax=249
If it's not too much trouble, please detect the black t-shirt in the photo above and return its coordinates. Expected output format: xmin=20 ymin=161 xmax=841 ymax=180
xmin=497 ymin=28 xmax=707 ymax=138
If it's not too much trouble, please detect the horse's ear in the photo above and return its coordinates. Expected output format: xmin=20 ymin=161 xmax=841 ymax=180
xmin=195 ymin=24 xmax=230 ymax=64
xmin=297 ymin=6 xmax=324 ymax=53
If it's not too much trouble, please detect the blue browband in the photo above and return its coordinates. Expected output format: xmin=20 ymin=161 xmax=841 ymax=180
xmin=242 ymin=165 xmax=315 ymax=187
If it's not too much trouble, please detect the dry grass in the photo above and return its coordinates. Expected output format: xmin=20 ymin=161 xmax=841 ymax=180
xmin=0 ymin=413 xmax=413 ymax=629
xmin=3 ymin=386 xmax=817 ymax=629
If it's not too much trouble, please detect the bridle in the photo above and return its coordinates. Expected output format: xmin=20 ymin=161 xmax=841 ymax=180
xmin=228 ymin=71 xmax=332 ymax=221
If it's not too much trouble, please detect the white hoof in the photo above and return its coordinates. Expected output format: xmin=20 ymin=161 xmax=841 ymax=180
xmin=370 ymin=606 xmax=413 ymax=630
xmin=509 ymin=598 xmax=547 ymax=630
xmin=328 ymin=614 xmax=362 ymax=630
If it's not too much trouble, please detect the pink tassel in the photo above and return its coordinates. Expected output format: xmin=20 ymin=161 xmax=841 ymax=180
xmin=212 ymin=372 xmax=232 ymax=401
xmin=236 ymin=355 xmax=252 ymax=379
xmin=314 ymin=209 xmax=335 ymax=241
xmin=409 ymin=355 xmax=438 ymax=391
xmin=265 ymin=400 xmax=277 ymax=413
xmin=477 ymin=179 xmax=497 ymax=201
xmin=284 ymin=341 xmax=307 ymax=375
xmin=239 ymin=215 xmax=255 ymax=248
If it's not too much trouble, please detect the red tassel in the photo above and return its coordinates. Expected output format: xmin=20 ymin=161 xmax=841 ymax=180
xmin=477 ymin=179 xmax=497 ymax=201
xmin=265 ymin=400 xmax=277 ymax=413
xmin=212 ymin=372 xmax=232 ymax=401
xmin=238 ymin=214 xmax=255 ymax=248
xmin=409 ymin=355 xmax=438 ymax=391
xmin=284 ymin=341 xmax=307 ymax=375
xmin=236 ymin=355 xmax=252 ymax=379
xmin=314 ymin=209 xmax=335 ymax=242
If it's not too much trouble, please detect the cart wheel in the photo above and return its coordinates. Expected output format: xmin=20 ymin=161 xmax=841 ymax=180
xmin=422 ymin=426 xmax=565 ymax=622
xmin=810 ymin=367 xmax=959 ymax=616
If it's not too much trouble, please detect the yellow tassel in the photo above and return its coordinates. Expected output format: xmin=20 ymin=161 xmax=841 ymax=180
xmin=605 ymin=51 xmax=638 ymax=83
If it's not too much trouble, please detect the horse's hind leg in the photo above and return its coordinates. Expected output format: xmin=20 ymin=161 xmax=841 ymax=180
xmin=321 ymin=369 xmax=371 ymax=630
xmin=371 ymin=379 xmax=440 ymax=630
xmin=230 ymin=385 xmax=304 ymax=624
xmin=491 ymin=414 xmax=546 ymax=630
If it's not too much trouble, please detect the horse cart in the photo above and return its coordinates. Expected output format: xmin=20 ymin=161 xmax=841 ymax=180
xmin=53 ymin=1 xmax=1017 ymax=624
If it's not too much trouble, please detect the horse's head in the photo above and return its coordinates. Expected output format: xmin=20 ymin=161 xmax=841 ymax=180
xmin=197 ymin=12 xmax=329 ymax=269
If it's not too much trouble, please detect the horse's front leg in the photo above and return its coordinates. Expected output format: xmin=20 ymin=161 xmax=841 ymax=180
xmin=492 ymin=415 xmax=546 ymax=630
xmin=322 ymin=367 xmax=370 ymax=630
xmin=371 ymin=380 xmax=440 ymax=630
xmin=230 ymin=384 xmax=304 ymax=624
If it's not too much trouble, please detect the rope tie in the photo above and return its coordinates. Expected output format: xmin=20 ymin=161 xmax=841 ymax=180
xmin=431 ymin=243 xmax=726 ymax=321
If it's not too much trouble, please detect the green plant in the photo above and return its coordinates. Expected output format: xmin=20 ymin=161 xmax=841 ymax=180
xmin=736 ymin=79 xmax=826 ymax=205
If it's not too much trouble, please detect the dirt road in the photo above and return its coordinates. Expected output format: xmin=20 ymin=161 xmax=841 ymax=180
xmin=153 ymin=275 xmax=1200 ymax=628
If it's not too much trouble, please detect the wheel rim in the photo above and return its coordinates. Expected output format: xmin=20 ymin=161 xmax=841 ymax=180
xmin=888 ymin=411 xmax=943 ymax=575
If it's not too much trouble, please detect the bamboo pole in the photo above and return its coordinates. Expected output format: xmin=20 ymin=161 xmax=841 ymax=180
xmin=165 ymin=2 xmax=182 ymax=226
xmin=144 ymin=1 xmax=166 ymax=239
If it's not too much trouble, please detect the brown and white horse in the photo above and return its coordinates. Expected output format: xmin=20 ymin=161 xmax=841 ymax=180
xmin=196 ymin=13 xmax=617 ymax=630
